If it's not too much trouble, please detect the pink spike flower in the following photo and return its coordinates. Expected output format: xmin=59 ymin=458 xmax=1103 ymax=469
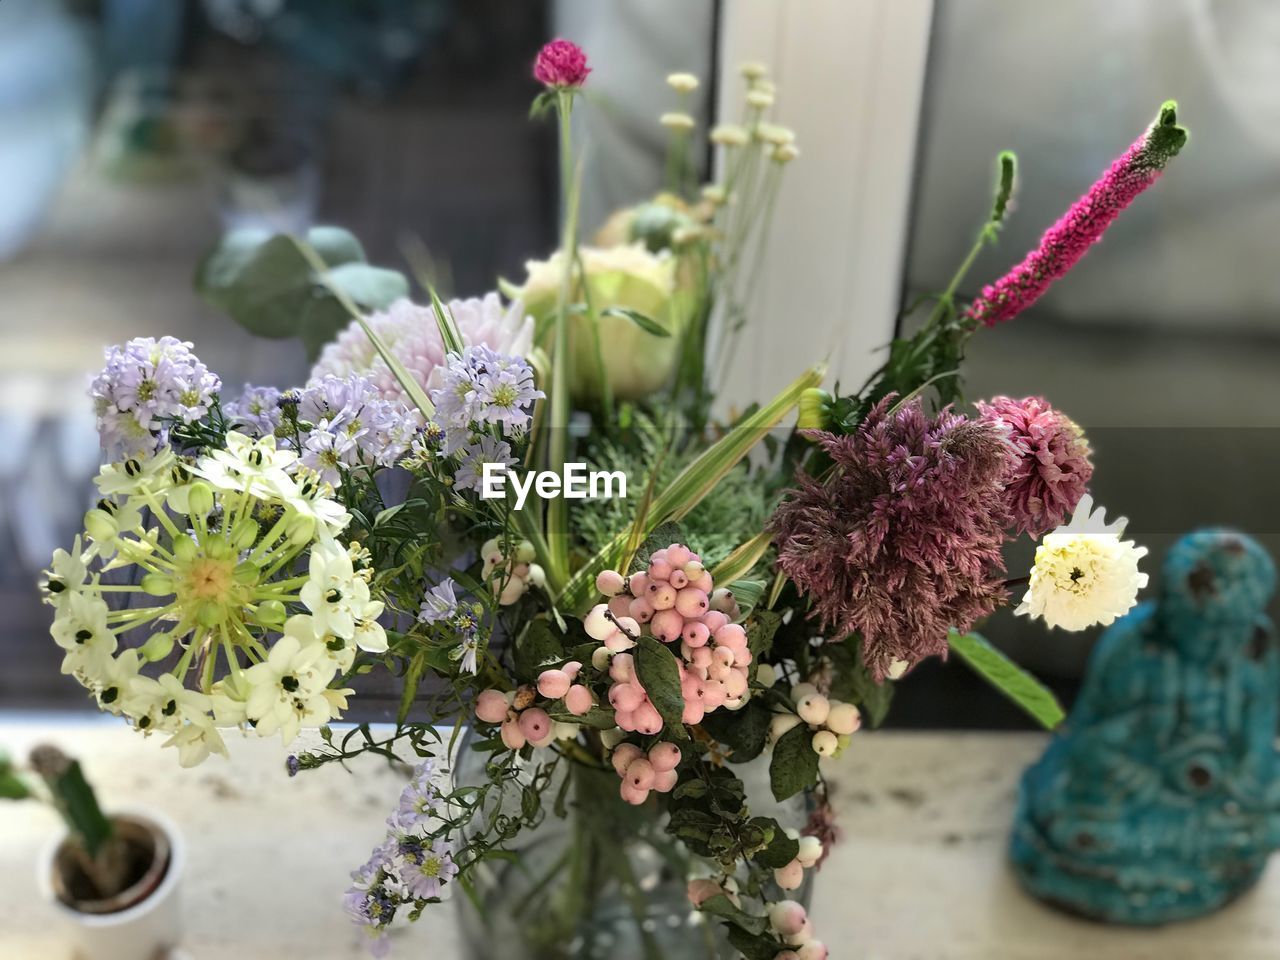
xmin=965 ymin=102 xmax=1187 ymax=327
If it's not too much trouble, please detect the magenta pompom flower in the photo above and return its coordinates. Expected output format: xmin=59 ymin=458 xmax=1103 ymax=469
xmin=977 ymin=395 xmax=1093 ymax=538
xmin=533 ymin=38 xmax=590 ymax=89
xmin=769 ymin=398 xmax=1015 ymax=680
xmin=964 ymin=102 xmax=1187 ymax=327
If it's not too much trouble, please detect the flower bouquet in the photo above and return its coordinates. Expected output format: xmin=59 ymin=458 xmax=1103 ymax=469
xmin=40 ymin=39 xmax=1186 ymax=960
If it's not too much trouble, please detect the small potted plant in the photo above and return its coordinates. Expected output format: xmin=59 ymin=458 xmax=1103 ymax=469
xmin=2 ymin=745 xmax=185 ymax=960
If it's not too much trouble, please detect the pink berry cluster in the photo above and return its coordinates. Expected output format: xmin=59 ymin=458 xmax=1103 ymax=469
xmin=610 ymin=740 xmax=680 ymax=805
xmin=536 ymin=661 xmax=594 ymax=715
xmin=769 ymin=684 xmax=862 ymax=758
xmin=773 ymin=830 xmax=823 ymax=891
xmin=586 ymin=543 xmax=752 ymax=732
xmin=474 ymin=686 xmax=554 ymax=750
xmin=768 ymin=899 xmax=827 ymax=959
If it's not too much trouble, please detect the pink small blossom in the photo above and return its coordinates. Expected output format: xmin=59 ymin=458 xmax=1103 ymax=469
xmin=977 ymin=395 xmax=1093 ymax=538
xmin=965 ymin=102 xmax=1187 ymax=327
xmin=533 ymin=39 xmax=590 ymax=89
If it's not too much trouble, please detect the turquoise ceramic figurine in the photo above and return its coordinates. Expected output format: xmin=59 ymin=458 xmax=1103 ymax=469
xmin=1011 ymin=529 xmax=1279 ymax=924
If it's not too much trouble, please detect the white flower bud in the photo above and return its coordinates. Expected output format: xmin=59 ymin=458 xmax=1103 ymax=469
xmin=660 ymin=112 xmax=696 ymax=131
xmin=746 ymin=89 xmax=775 ymax=109
xmin=710 ymin=124 xmax=749 ymax=147
xmin=666 ymin=72 xmax=699 ymax=93
xmin=773 ymin=143 xmax=800 ymax=164
xmin=740 ymin=61 xmax=769 ymax=81
xmin=756 ymin=123 xmax=795 ymax=146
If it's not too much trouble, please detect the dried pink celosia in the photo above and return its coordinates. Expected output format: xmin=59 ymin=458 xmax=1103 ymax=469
xmin=977 ymin=395 xmax=1093 ymax=538
xmin=964 ymin=102 xmax=1187 ymax=327
xmin=769 ymin=398 xmax=1015 ymax=680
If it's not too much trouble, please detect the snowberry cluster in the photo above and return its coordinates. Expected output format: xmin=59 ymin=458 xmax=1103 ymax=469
xmin=537 ymin=661 xmax=594 ymax=716
xmin=474 ymin=685 xmax=554 ymax=750
xmin=586 ymin=543 xmax=753 ymax=732
xmin=769 ymin=683 xmax=861 ymax=757
xmin=768 ymin=900 xmax=827 ymax=959
xmin=480 ymin=537 xmax=545 ymax=605
xmin=773 ymin=829 xmax=824 ymax=891
xmin=610 ymin=740 xmax=681 ymax=805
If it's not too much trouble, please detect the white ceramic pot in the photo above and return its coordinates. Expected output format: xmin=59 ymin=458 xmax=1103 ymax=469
xmin=37 ymin=806 xmax=186 ymax=960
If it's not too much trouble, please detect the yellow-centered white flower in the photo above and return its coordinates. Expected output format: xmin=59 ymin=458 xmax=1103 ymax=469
xmin=1015 ymin=495 xmax=1149 ymax=631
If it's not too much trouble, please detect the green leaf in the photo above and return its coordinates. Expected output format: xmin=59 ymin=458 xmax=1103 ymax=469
xmin=699 ymin=697 xmax=771 ymax=763
xmin=600 ymin=306 xmax=671 ymax=337
xmin=745 ymin=609 xmax=782 ymax=660
xmin=0 ymin=754 xmax=30 ymax=801
xmin=397 ymin=651 xmax=427 ymax=725
xmin=325 ymin=262 xmax=410 ymax=308
xmin=769 ymin=721 xmax=819 ymax=802
xmin=728 ymin=579 xmax=767 ymax=617
xmin=709 ymin=532 xmax=773 ymax=587
xmin=547 ymin=704 xmax=617 ymax=729
xmin=428 ymin=286 xmax=466 ymax=356
xmin=726 ymin=925 xmax=781 ymax=960
xmin=751 ymin=816 xmax=800 ymax=868
xmin=698 ymin=894 xmax=768 ymax=937
xmin=634 ymin=636 xmax=686 ymax=730
xmin=514 ymin=620 xmax=566 ymax=680
xmin=948 ymin=629 xmax=1065 ymax=730
xmin=194 ymin=227 xmax=409 ymax=361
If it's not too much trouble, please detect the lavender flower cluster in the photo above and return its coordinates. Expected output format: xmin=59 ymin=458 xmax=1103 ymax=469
xmin=227 ymin=375 xmax=427 ymax=485
xmin=90 ymin=336 xmax=221 ymax=458
xmin=431 ymin=346 xmax=542 ymax=493
xmin=345 ymin=762 xmax=459 ymax=957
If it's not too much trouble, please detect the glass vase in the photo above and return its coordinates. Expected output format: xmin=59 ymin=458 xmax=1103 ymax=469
xmin=453 ymin=736 xmax=812 ymax=960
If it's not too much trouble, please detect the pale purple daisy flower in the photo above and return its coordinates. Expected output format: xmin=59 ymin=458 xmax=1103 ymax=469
xmin=225 ymin=384 xmax=282 ymax=437
xmin=301 ymin=421 xmax=358 ymax=486
xmin=431 ymin=346 xmax=542 ymax=452
xmin=453 ymin=435 xmax=514 ymax=493
xmin=398 ymin=839 xmax=458 ymax=901
xmin=418 ymin=579 xmax=459 ymax=624
xmin=397 ymin=766 xmax=440 ymax=824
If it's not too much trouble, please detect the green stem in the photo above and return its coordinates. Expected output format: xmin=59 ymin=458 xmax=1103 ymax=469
xmin=546 ymin=90 xmax=579 ymax=585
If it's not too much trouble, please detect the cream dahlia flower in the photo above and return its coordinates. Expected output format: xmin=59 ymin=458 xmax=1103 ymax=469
xmin=1015 ymin=495 xmax=1149 ymax=631
xmin=310 ymin=294 xmax=534 ymax=403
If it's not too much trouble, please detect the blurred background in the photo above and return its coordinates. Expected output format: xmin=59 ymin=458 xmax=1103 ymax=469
xmin=1 ymin=0 xmax=1277 ymax=724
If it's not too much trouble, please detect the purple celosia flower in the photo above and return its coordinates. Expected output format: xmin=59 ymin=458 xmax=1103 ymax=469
xmin=453 ymin=435 xmax=515 ymax=493
xmin=533 ymin=38 xmax=590 ymax=89
xmin=90 ymin=336 xmax=220 ymax=458
xmin=964 ymin=102 xmax=1187 ymax=327
xmin=768 ymin=397 xmax=1016 ymax=680
xmin=225 ymin=384 xmax=281 ymax=437
xmin=976 ymin=395 xmax=1093 ymax=538
xmin=418 ymin=579 xmax=459 ymax=624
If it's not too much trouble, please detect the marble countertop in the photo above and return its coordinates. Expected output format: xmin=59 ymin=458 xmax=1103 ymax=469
xmin=2 ymin=719 xmax=1278 ymax=960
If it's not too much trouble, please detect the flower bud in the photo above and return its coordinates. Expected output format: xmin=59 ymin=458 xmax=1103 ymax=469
xmin=139 ymin=631 xmax=174 ymax=662
xmin=796 ymin=388 xmax=833 ymax=430
xmin=141 ymin=573 xmax=175 ymax=596
xmin=666 ymin=72 xmax=699 ymax=93
xmin=185 ymin=481 xmax=214 ymax=518
xmin=660 ymin=112 xmax=696 ymax=131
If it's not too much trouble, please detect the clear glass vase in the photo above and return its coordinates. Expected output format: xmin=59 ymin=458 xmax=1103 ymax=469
xmin=454 ymin=738 xmax=812 ymax=960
